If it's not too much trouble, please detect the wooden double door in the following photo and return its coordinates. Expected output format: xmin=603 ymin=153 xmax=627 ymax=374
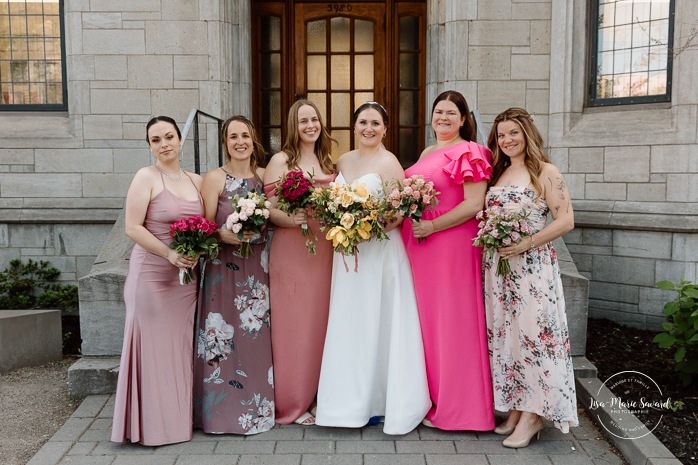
xmin=252 ymin=0 xmax=426 ymax=166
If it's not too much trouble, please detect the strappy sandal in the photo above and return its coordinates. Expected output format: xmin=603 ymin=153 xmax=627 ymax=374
xmin=293 ymin=411 xmax=316 ymax=426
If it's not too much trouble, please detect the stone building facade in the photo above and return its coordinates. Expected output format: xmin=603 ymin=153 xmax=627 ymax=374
xmin=0 ymin=0 xmax=696 ymax=329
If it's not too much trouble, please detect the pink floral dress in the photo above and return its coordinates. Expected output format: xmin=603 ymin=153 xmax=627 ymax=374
xmin=483 ymin=185 xmax=579 ymax=433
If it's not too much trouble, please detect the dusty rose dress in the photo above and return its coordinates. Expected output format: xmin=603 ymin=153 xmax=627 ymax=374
xmin=263 ymin=172 xmax=335 ymax=424
xmin=192 ymin=173 xmax=275 ymax=435
xmin=401 ymin=140 xmax=495 ymax=430
xmin=112 ymin=173 xmax=203 ymax=446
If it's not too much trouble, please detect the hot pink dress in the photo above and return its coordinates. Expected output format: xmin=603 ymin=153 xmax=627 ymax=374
xmin=263 ymin=173 xmax=335 ymax=424
xmin=401 ymin=140 xmax=495 ymax=430
xmin=112 ymin=173 xmax=203 ymax=446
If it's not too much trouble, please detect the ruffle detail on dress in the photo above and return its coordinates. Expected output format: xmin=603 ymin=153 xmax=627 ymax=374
xmin=442 ymin=141 xmax=493 ymax=184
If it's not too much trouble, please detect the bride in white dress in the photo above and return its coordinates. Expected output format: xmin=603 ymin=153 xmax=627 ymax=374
xmin=315 ymin=102 xmax=430 ymax=435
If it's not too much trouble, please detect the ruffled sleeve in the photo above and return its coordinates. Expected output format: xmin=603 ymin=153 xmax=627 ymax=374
xmin=441 ymin=140 xmax=493 ymax=184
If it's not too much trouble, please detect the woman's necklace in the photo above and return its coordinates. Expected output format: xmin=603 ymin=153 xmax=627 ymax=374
xmin=155 ymin=164 xmax=183 ymax=182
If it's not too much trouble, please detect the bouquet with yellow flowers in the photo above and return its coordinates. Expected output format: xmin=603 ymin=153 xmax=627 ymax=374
xmin=310 ymin=180 xmax=389 ymax=271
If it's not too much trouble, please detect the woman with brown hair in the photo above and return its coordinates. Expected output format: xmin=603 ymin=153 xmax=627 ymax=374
xmin=192 ymin=116 xmax=275 ymax=435
xmin=484 ymin=107 xmax=578 ymax=448
xmin=263 ymin=100 xmax=336 ymax=425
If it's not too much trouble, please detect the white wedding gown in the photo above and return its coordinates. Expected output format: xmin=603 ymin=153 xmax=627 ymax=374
xmin=315 ymin=172 xmax=431 ymax=435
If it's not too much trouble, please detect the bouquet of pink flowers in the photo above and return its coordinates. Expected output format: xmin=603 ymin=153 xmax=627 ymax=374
xmin=169 ymin=215 xmax=219 ymax=285
xmin=383 ymin=174 xmax=440 ymax=243
xmin=275 ymin=170 xmax=317 ymax=254
xmin=310 ymin=180 xmax=388 ymax=271
xmin=472 ymin=205 xmax=534 ymax=276
xmin=226 ymin=191 xmax=271 ymax=258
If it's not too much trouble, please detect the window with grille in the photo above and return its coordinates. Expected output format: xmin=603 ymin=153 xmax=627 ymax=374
xmin=0 ymin=0 xmax=66 ymax=111
xmin=589 ymin=0 xmax=674 ymax=106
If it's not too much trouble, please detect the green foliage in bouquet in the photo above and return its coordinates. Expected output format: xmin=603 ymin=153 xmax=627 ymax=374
xmin=0 ymin=258 xmax=78 ymax=312
xmin=653 ymin=279 xmax=698 ymax=386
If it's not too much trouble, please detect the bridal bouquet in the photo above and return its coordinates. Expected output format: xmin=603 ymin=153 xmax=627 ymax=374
xmin=275 ymin=170 xmax=317 ymax=254
xmin=472 ymin=205 xmax=534 ymax=276
xmin=169 ymin=215 xmax=219 ymax=285
xmin=310 ymin=180 xmax=388 ymax=271
xmin=226 ymin=191 xmax=271 ymax=258
xmin=383 ymin=174 xmax=440 ymax=243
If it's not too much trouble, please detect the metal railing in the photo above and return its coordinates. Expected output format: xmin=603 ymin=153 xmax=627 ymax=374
xmin=181 ymin=108 xmax=224 ymax=174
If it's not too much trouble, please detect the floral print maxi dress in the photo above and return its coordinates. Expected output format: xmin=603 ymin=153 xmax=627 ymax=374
xmin=483 ymin=186 xmax=578 ymax=433
xmin=193 ymin=174 xmax=275 ymax=435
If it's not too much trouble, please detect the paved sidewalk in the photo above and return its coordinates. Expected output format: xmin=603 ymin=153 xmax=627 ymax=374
xmin=27 ymin=394 xmax=628 ymax=465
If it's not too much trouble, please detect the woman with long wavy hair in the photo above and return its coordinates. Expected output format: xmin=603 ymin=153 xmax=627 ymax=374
xmin=263 ymin=100 xmax=336 ymax=425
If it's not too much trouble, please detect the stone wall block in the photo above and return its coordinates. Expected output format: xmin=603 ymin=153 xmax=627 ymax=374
xmin=588 ymin=298 xmax=639 ymax=315
xmin=161 ymin=0 xmax=199 ymax=20
xmin=113 ymin=148 xmax=149 ymax=173
xmin=0 ymin=149 xmax=34 ymax=165
xmin=569 ymin=147 xmax=603 ymax=173
xmin=562 ymin=229 xmax=582 ymax=244
xmin=672 ymin=233 xmax=698 ymax=262
xmin=604 ymin=146 xmax=650 ymax=182
xmin=513 ymin=2 xmax=552 ymax=20
xmin=83 ymin=174 xmax=134 ymax=198
xmin=525 ymin=88 xmax=549 ymax=115
xmin=666 ymin=174 xmax=698 ymax=202
xmin=0 ymin=224 xmax=7 ymax=247
xmin=69 ymin=55 xmax=95 ymax=80
xmin=199 ymin=0 xmax=221 ymax=21
xmin=530 ymin=20 xmax=551 ymax=54
xmin=613 ymin=230 xmax=672 ymax=259
xmin=650 ymin=145 xmax=694 ymax=173
xmin=0 ymin=174 xmax=82 ymax=198
xmin=444 ymin=21 xmax=469 ymax=80
xmin=567 ymin=244 xmax=612 ymax=256
xmin=477 ymin=0 xmax=512 ymax=20
xmin=585 ymin=182 xmax=626 ymax=201
xmin=447 ymin=0 xmax=478 ymax=20
xmin=589 ymin=281 xmax=639 ymax=304
xmin=511 ymin=54 xmax=550 ymax=80
xmin=593 ymin=255 xmax=656 ymax=287
xmin=174 ymin=56 xmax=210 ymax=81
xmin=655 ymin=260 xmax=697 ymax=284
xmin=582 ymin=228 xmax=612 ymax=246
xmin=68 ymin=81 xmax=90 ymax=114
xmin=151 ymin=90 xmax=199 ymax=120
xmin=83 ymin=116 xmax=124 ymax=140
xmin=571 ymin=253 xmax=592 ymax=273
xmin=477 ymin=81 xmax=526 ymax=113
xmin=83 ymin=30 xmax=145 ymax=55
xmin=94 ymin=56 xmax=128 ymax=81
xmin=638 ymin=287 xmax=674 ymax=317
xmin=145 ymin=21 xmax=208 ymax=55
xmin=588 ymin=306 xmax=646 ymax=329
xmin=77 ymin=256 xmax=98 ymax=280
xmin=547 ymin=148 xmax=568 ymax=172
xmin=83 ymin=13 xmax=123 ymax=29
xmin=54 ymin=225 xmax=111 ymax=256
xmin=127 ymin=55 xmax=174 ymax=89
xmin=627 ymin=183 xmax=666 ymax=202
xmin=90 ymin=89 xmax=151 ymax=115
xmin=35 ymin=148 xmax=112 ymax=173
xmin=469 ymin=21 xmax=529 ymax=46
xmin=89 ymin=0 xmax=160 ymax=12
xmin=65 ymin=12 xmax=83 ymax=55
xmin=467 ymin=47 xmax=511 ymax=79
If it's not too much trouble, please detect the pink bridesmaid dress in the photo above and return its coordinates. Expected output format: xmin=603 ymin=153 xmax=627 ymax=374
xmin=263 ymin=173 xmax=335 ymax=424
xmin=112 ymin=172 xmax=203 ymax=445
xmin=401 ymin=140 xmax=495 ymax=430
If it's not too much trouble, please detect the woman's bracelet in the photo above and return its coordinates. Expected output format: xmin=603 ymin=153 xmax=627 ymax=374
xmin=529 ymin=236 xmax=535 ymax=249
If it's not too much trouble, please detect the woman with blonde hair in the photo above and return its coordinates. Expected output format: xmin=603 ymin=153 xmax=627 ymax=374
xmin=263 ymin=100 xmax=336 ymax=425
xmin=484 ymin=107 xmax=578 ymax=448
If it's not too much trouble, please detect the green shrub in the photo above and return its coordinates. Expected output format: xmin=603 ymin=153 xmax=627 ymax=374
xmin=653 ymin=280 xmax=698 ymax=386
xmin=0 ymin=259 xmax=78 ymax=312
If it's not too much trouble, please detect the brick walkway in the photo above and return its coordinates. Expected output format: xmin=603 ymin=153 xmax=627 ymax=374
xmin=27 ymin=394 xmax=627 ymax=465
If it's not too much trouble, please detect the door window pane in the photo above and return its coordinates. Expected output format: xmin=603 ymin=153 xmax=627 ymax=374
xmin=330 ymin=17 xmax=350 ymax=52
xmin=330 ymin=55 xmax=350 ymax=90
xmin=307 ymin=55 xmax=327 ymax=90
xmin=307 ymin=20 xmax=326 ymax=53
xmin=354 ymin=55 xmax=374 ymax=89
xmin=354 ymin=20 xmax=373 ymax=52
xmin=331 ymin=93 xmax=351 ymax=127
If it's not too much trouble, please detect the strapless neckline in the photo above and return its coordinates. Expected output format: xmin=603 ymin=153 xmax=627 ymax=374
xmin=336 ymin=171 xmax=382 ymax=185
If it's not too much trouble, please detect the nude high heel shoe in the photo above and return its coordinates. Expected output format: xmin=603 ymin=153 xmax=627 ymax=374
xmin=502 ymin=418 xmax=544 ymax=448
xmin=493 ymin=423 xmax=515 ymax=435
